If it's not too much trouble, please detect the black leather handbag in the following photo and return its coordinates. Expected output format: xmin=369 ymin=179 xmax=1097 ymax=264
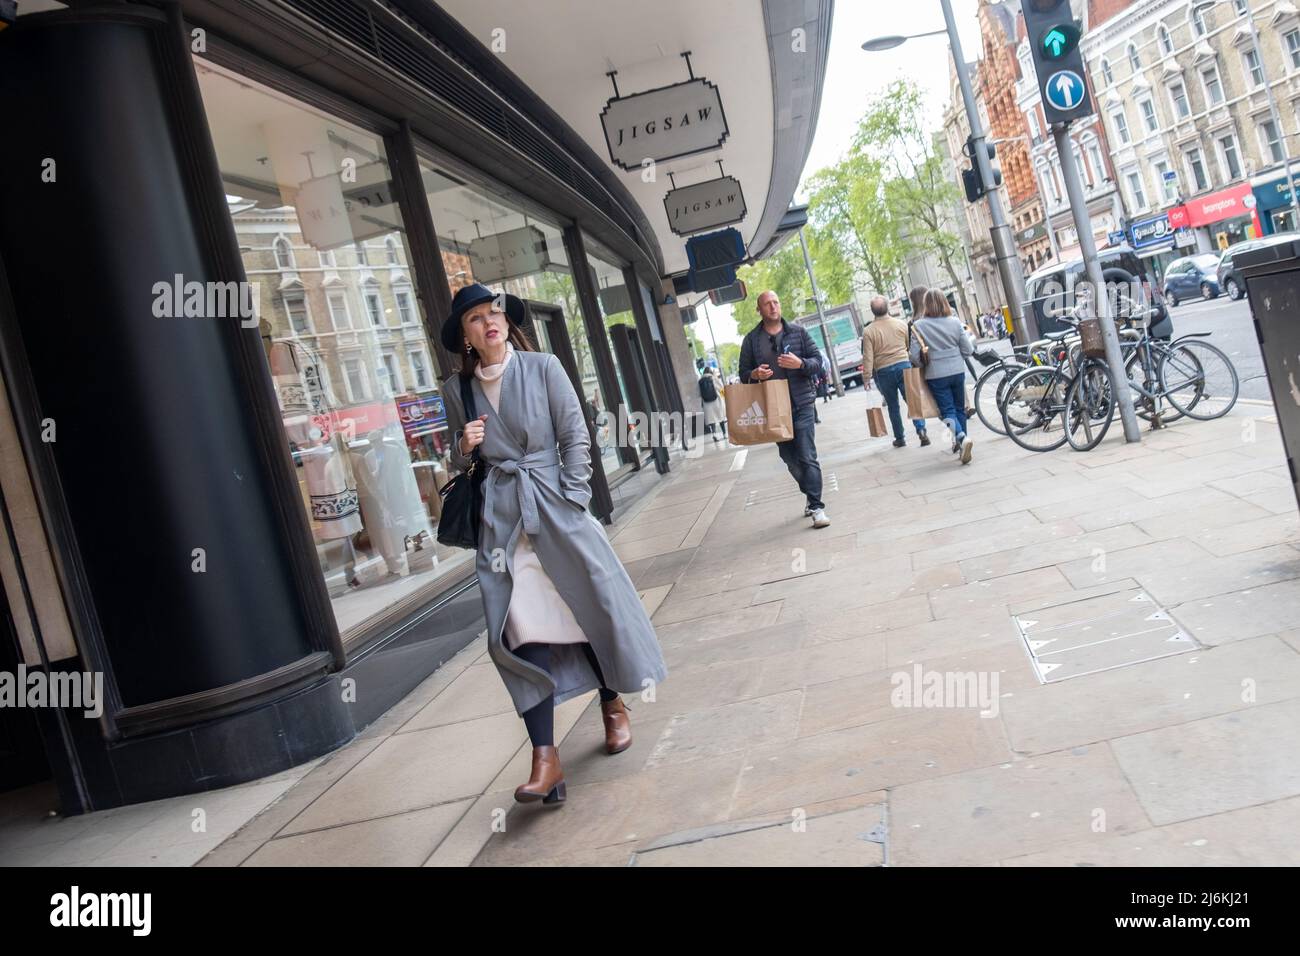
xmin=436 ymin=375 xmax=486 ymax=550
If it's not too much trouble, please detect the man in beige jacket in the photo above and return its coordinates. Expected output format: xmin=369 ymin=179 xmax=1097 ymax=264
xmin=862 ymin=296 xmax=930 ymax=448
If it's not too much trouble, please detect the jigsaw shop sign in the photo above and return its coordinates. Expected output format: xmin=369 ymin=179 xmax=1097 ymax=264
xmin=601 ymin=78 xmax=729 ymax=171
xmin=664 ymin=175 xmax=747 ymax=236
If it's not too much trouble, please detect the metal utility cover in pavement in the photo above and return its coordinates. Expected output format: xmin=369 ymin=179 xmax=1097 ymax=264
xmin=1013 ymin=587 xmax=1199 ymax=683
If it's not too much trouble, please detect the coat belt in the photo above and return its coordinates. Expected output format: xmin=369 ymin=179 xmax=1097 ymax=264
xmin=489 ymin=448 xmax=561 ymax=534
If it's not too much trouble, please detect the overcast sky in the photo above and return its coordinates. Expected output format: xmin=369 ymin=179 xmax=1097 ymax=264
xmin=699 ymin=2 xmax=984 ymax=349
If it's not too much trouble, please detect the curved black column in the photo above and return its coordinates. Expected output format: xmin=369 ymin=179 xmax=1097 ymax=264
xmin=0 ymin=14 xmax=320 ymax=707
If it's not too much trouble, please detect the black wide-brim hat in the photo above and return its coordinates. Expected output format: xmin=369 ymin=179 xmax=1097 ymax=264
xmin=440 ymin=282 xmax=526 ymax=352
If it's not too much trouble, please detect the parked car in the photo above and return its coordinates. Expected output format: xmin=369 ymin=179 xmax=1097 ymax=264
xmin=1024 ymin=245 xmax=1169 ymax=337
xmin=1161 ymin=253 xmax=1221 ymax=306
xmin=1218 ymin=232 xmax=1299 ymax=301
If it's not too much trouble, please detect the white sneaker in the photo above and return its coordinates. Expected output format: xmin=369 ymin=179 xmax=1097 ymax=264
xmin=960 ymin=437 xmax=974 ymax=464
xmin=811 ymin=508 xmax=831 ymax=529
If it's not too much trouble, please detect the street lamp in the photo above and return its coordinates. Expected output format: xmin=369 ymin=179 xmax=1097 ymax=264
xmin=863 ymin=2 xmax=1035 ymax=343
xmin=1192 ymin=0 xmax=1300 ymax=234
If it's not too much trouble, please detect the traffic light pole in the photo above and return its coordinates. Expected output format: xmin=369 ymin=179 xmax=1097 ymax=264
xmin=941 ymin=0 xmax=1036 ymax=344
xmin=1052 ymin=125 xmax=1141 ymax=443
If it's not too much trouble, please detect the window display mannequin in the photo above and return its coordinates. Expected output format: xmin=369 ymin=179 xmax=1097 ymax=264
xmin=349 ymin=427 xmax=433 ymax=577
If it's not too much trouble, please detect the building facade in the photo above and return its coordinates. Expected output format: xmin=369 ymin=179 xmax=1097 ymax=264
xmin=1082 ymin=0 xmax=1300 ymax=275
xmin=0 ymin=0 xmax=829 ymax=811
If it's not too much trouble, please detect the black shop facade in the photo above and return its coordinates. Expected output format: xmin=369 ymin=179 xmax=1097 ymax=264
xmin=0 ymin=0 xmax=690 ymax=811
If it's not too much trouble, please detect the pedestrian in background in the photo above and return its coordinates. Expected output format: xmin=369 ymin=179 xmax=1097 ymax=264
xmin=863 ymin=293 xmax=928 ymax=448
xmin=909 ymin=288 xmax=975 ymax=465
xmin=699 ymin=364 xmax=727 ymax=442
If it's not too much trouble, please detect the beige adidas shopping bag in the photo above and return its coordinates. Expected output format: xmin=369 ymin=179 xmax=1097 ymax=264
xmin=903 ymin=367 xmax=941 ymax=420
xmin=725 ymin=380 xmax=795 ymax=445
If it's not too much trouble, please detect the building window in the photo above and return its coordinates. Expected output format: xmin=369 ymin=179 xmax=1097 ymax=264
xmin=326 ymin=291 xmax=351 ymax=331
xmin=1074 ymin=145 xmax=1091 ymax=187
xmin=1101 ymin=58 xmax=1114 ymax=86
xmin=364 ymin=290 xmax=383 ymax=327
xmin=1169 ymin=81 xmax=1191 ymax=119
xmin=1126 ymin=170 xmax=1147 ymax=210
xmin=355 ymin=241 xmax=369 ymax=267
xmin=1111 ymin=109 xmax=1131 ymax=145
xmin=1038 ymin=162 xmax=1060 ymax=203
xmin=1154 ymin=159 xmax=1177 ymax=202
xmin=1086 ymin=140 xmax=1106 ymax=182
xmin=1287 ymin=29 xmax=1300 ymax=71
xmin=379 ymin=353 xmax=402 ymax=395
xmin=1242 ymin=47 xmax=1264 ymax=88
xmin=344 ymin=357 xmax=368 ymax=402
xmin=1159 ymin=25 xmax=1174 ymax=55
xmin=1191 ymin=7 xmax=1208 ymax=36
xmin=1217 ymin=133 xmax=1243 ymax=181
xmin=395 ymin=289 xmax=415 ymax=325
xmin=1185 ymin=147 xmax=1209 ymax=192
xmin=283 ymin=293 xmax=310 ymax=335
xmin=1028 ymin=110 xmax=1041 ymax=141
xmin=1128 ymin=43 xmax=1141 ymax=72
xmin=1260 ymin=120 xmax=1285 ymax=163
xmin=1232 ymin=0 xmax=1248 ymax=14
xmin=410 ymin=350 xmax=430 ymax=389
xmin=274 ymin=237 xmax=295 ymax=270
xmin=385 ymin=236 xmax=400 ymax=266
xmin=1201 ymin=65 xmax=1224 ymax=106
xmin=1139 ymin=98 xmax=1159 ymax=134
xmin=318 ymin=248 xmax=337 ymax=268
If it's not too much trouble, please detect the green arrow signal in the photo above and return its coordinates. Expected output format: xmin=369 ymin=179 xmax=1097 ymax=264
xmin=1040 ymin=22 xmax=1079 ymax=60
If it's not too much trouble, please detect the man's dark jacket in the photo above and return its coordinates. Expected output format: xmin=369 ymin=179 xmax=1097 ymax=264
xmin=738 ymin=318 xmax=825 ymax=409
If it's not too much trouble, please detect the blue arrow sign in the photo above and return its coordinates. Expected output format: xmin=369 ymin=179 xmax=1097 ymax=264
xmin=1045 ymin=69 xmax=1086 ymax=111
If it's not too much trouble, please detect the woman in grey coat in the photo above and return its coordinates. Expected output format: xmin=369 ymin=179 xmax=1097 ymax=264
xmin=908 ymin=288 xmax=976 ymax=465
xmin=440 ymin=283 xmax=668 ymax=806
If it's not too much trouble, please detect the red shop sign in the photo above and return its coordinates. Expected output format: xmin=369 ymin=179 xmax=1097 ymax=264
xmin=1166 ymin=205 xmax=1190 ymax=229
xmin=1182 ymin=183 xmax=1254 ymax=227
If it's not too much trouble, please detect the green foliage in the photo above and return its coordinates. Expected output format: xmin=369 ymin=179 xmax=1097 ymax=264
xmin=734 ymin=241 xmax=810 ymax=335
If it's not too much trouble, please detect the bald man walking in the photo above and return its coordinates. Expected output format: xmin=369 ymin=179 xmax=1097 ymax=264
xmin=863 ymin=295 xmax=929 ymax=448
xmin=738 ymin=291 xmax=830 ymax=529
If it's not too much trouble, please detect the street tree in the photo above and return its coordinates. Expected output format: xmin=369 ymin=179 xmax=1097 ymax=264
xmin=855 ymin=79 xmax=975 ymax=323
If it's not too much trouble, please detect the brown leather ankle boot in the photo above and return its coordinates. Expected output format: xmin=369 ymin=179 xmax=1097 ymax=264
xmin=600 ymin=697 xmax=632 ymax=755
xmin=514 ymin=745 xmax=565 ymax=804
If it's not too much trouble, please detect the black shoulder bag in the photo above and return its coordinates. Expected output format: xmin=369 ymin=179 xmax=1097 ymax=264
xmin=436 ymin=374 xmax=487 ymax=550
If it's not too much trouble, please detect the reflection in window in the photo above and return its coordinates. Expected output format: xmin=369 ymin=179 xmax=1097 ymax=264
xmin=420 ymin=153 xmax=625 ymax=478
xmin=196 ymin=57 xmax=472 ymax=636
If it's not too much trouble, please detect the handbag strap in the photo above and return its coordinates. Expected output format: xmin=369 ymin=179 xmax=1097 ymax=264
xmin=910 ymin=320 xmax=930 ymax=352
xmin=459 ymin=373 xmax=482 ymax=472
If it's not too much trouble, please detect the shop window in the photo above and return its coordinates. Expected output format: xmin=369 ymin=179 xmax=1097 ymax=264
xmin=196 ymin=57 xmax=470 ymax=637
xmin=583 ymin=235 xmax=648 ymax=468
xmin=418 ymin=150 xmax=626 ymax=479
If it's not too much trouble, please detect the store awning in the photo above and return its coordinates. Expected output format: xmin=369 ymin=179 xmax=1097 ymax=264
xmin=431 ymin=0 xmax=831 ymax=277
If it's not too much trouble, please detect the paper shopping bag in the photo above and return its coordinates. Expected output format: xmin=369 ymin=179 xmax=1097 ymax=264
xmin=903 ymin=367 xmax=941 ymax=420
xmin=867 ymin=406 xmax=887 ymax=438
xmin=725 ymin=380 xmax=795 ymax=445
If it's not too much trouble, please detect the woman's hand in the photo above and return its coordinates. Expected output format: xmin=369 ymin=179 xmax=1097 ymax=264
xmin=459 ymin=414 xmax=488 ymax=455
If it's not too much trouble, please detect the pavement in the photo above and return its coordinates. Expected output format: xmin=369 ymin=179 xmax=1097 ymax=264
xmin=6 ymin=371 xmax=1298 ymax=866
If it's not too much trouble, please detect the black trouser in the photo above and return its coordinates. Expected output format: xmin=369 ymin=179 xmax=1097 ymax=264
xmin=515 ymin=642 xmax=617 ymax=748
xmin=776 ymin=403 xmax=824 ymax=511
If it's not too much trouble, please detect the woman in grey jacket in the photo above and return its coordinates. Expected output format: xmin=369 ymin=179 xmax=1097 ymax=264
xmin=441 ymin=283 xmax=668 ymax=807
xmin=908 ymin=289 xmax=976 ymax=464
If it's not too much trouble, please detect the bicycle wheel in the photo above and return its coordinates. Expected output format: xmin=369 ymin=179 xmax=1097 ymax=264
xmin=1159 ymin=339 xmax=1239 ymax=420
xmin=975 ymin=361 xmax=1022 ymax=436
xmin=1124 ymin=347 xmax=1184 ymax=424
xmin=1065 ymin=359 xmax=1116 ymax=452
xmin=1001 ymin=366 xmax=1070 ymax=452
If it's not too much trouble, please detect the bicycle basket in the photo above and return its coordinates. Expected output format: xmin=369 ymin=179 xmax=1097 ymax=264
xmin=973 ymin=349 xmax=1002 ymax=367
xmin=1078 ymin=317 xmax=1106 ymax=358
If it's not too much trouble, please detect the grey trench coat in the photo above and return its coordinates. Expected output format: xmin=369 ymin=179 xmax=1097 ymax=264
xmin=442 ymin=350 xmax=668 ymax=715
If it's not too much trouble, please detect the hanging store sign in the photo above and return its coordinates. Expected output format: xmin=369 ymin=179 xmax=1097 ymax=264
xmin=467 ymin=225 xmax=552 ymax=282
xmin=600 ymin=78 xmax=729 ymax=172
xmin=598 ymin=283 xmax=634 ymax=316
xmin=664 ymin=175 xmax=747 ymax=236
xmin=296 ymin=161 xmax=402 ymax=250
